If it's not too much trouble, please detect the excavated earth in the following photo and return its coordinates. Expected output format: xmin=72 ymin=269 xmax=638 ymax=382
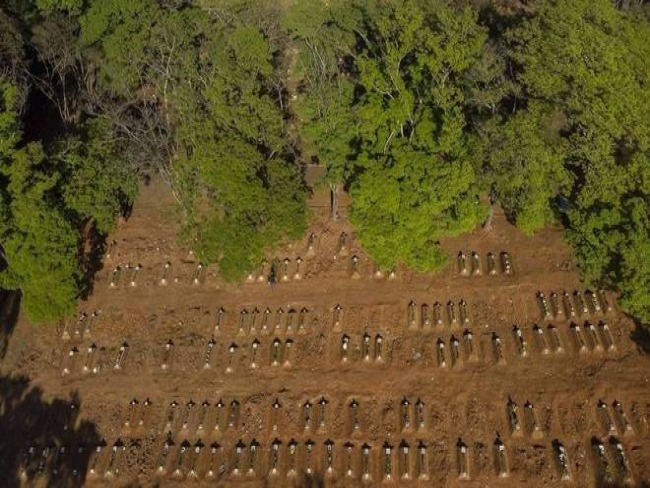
xmin=2 ymin=175 xmax=650 ymax=487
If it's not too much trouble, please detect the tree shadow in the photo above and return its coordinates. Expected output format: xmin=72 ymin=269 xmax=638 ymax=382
xmin=0 ymin=374 xmax=102 ymax=488
xmin=629 ymin=318 xmax=650 ymax=354
xmin=0 ymin=289 xmax=21 ymax=360
xmin=78 ymin=225 xmax=107 ymax=301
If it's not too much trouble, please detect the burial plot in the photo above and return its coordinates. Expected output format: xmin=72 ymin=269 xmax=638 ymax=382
xmin=180 ymin=399 xmax=196 ymax=432
xmin=159 ymin=262 xmax=171 ymax=286
xmin=163 ymin=400 xmax=179 ymax=434
xmin=613 ymin=400 xmax=634 ymax=436
xmin=553 ymin=440 xmax=570 ymax=480
xmin=250 ymin=339 xmax=260 ymax=369
xmin=532 ymin=325 xmax=550 ymax=355
xmin=362 ymin=332 xmax=371 ymax=361
xmin=492 ymin=333 xmax=506 ymax=365
xmin=550 ymin=292 xmax=563 ymax=320
xmin=188 ymin=440 xmax=204 ymax=478
xmin=447 ymin=300 xmax=458 ymax=329
xmin=114 ymin=341 xmax=129 ymax=370
xmin=249 ymin=308 xmax=259 ymax=335
xmin=524 ymin=401 xmax=543 ymax=439
xmin=226 ymin=343 xmax=238 ymax=373
xmin=415 ymin=399 xmax=426 ymax=431
xmin=436 ymin=339 xmax=447 ymax=368
xmin=299 ymin=400 xmax=314 ymax=433
xmin=161 ymin=339 xmax=174 ymax=370
xmin=494 ymin=437 xmax=509 ymax=477
xmin=457 ymin=252 xmax=469 ymax=276
xmin=471 ymin=252 xmax=481 ymax=276
xmin=598 ymin=322 xmax=616 ymax=351
xmin=104 ymin=439 xmax=126 ymax=478
xmin=232 ymin=440 xmax=245 ymax=475
xmin=349 ymin=399 xmax=360 ymax=434
xmin=109 ymin=266 xmax=122 ymax=288
xmin=417 ymin=442 xmax=428 ymax=480
xmin=340 ymin=334 xmax=350 ymax=363
xmin=382 ymin=442 xmax=393 ymax=481
xmin=399 ymin=440 xmax=410 ymax=480
xmin=172 ymin=440 xmax=190 ymax=478
xmin=357 ymin=443 xmax=370 ymax=481
xmin=350 ymin=255 xmax=361 ymax=279
xmin=457 ymin=439 xmax=469 ymax=479
xmin=318 ymin=396 xmax=329 ymax=431
xmin=205 ymin=442 xmax=222 ymax=479
xmin=501 ymin=252 xmax=513 ymax=275
xmin=547 ymin=325 xmax=564 ymax=353
xmin=307 ymin=233 xmax=317 ymax=256
xmin=287 ymin=439 xmax=298 ymax=477
xmin=332 ymin=304 xmax=343 ymax=331
xmin=400 ymin=398 xmax=411 ymax=432
xmin=269 ymin=438 xmax=281 ymax=476
xmin=459 ymin=299 xmax=470 ymax=327
xmin=323 ymin=439 xmax=335 ymax=476
xmin=610 ymin=437 xmax=633 ymax=483
xmin=214 ymin=307 xmax=226 ymax=335
xmin=450 ymin=336 xmax=462 ymax=368
xmin=433 ymin=302 xmax=443 ymax=327
xmin=281 ymin=258 xmax=291 ymax=282
xmin=294 ymin=257 xmax=303 ymax=280
xmin=284 ymin=339 xmax=294 ymax=367
xmin=591 ymin=438 xmax=614 ymax=485
xmin=585 ymin=322 xmax=603 ymax=352
xmin=512 ymin=325 xmax=529 ymax=357
xmin=537 ymin=292 xmax=552 ymax=320
xmin=570 ymin=323 xmax=588 ymax=353
xmin=487 ymin=252 xmax=497 ymax=275
xmin=463 ymin=329 xmax=478 ymax=362
xmin=228 ymin=400 xmax=240 ymax=430
xmin=305 ymin=439 xmax=315 ymax=475
xmin=344 ymin=442 xmax=354 ymax=478
xmin=62 ymin=346 xmax=80 ymax=376
xmin=238 ymin=310 xmax=248 ymax=336
xmin=197 ymin=400 xmax=210 ymax=434
xmin=507 ymin=398 xmax=522 ymax=437
xmin=338 ymin=232 xmax=348 ymax=257
xmin=203 ymin=337 xmax=216 ymax=369
xmin=130 ymin=264 xmax=142 ymax=287
xmin=562 ymin=291 xmax=576 ymax=319
xmin=574 ymin=291 xmax=589 ymax=317
xmin=88 ymin=442 xmax=105 ymax=476
xmin=374 ymin=334 xmax=383 ymax=361
xmin=214 ymin=399 xmax=225 ymax=433
xmin=267 ymin=398 xmax=281 ymax=432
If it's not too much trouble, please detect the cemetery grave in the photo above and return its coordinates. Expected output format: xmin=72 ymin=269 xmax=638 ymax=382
xmin=2 ymin=176 xmax=650 ymax=486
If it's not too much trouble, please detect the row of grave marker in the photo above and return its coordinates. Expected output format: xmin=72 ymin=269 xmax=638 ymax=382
xmin=407 ymin=299 xmax=471 ymax=329
xmin=457 ymin=251 xmax=513 ymax=276
xmin=537 ymin=289 xmax=611 ymax=321
xmin=19 ymin=433 xmax=633 ymax=484
xmin=60 ymin=319 xmax=618 ymax=377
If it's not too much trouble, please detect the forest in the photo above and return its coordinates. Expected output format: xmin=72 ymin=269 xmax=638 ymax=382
xmin=0 ymin=0 xmax=648 ymax=326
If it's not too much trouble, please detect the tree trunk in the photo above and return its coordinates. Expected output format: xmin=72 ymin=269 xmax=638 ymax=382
xmin=483 ymin=204 xmax=494 ymax=231
xmin=330 ymin=182 xmax=339 ymax=222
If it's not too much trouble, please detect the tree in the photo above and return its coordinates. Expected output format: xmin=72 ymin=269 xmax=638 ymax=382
xmin=0 ymin=79 xmax=80 ymax=323
xmin=503 ymin=0 xmax=650 ymax=322
xmin=345 ymin=0 xmax=488 ymax=270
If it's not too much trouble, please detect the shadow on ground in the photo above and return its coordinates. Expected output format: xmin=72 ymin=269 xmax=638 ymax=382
xmin=0 ymin=374 xmax=101 ymax=488
xmin=0 ymin=289 xmax=21 ymax=360
xmin=630 ymin=319 xmax=650 ymax=354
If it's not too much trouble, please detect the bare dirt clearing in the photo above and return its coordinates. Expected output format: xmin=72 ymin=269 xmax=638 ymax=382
xmin=2 ymin=175 xmax=650 ymax=487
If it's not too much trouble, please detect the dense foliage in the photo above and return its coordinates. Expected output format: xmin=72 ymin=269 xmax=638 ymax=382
xmin=0 ymin=0 xmax=648 ymax=325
